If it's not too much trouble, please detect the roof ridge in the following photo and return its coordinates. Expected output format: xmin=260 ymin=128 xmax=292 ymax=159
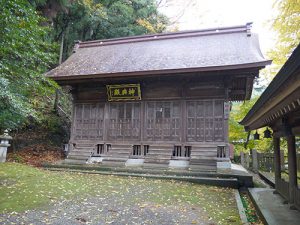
xmin=76 ymin=23 xmax=253 ymax=49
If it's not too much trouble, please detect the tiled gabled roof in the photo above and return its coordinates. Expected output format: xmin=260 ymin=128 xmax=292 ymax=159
xmin=46 ymin=23 xmax=271 ymax=80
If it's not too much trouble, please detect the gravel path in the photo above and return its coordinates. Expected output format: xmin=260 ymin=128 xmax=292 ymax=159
xmin=0 ymin=194 xmax=213 ymax=225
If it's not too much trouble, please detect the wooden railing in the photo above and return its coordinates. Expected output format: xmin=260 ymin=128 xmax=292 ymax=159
xmin=277 ymin=178 xmax=289 ymax=201
xmin=294 ymin=188 xmax=300 ymax=210
xmin=257 ymin=153 xmax=274 ymax=171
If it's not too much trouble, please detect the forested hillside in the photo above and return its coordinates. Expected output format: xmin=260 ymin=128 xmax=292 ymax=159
xmin=0 ymin=0 xmax=168 ymax=132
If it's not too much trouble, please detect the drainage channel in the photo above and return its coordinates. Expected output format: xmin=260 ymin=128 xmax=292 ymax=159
xmin=236 ymin=189 xmax=264 ymax=225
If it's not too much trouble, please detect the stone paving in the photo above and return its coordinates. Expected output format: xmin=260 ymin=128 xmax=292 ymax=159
xmin=0 ymin=195 xmax=212 ymax=225
xmin=249 ymin=188 xmax=300 ymax=225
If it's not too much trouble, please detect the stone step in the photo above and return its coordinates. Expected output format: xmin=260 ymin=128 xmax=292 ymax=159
xmin=67 ymin=155 xmax=89 ymax=160
xmin=110 ymin=152 xmax=131 ymax=156
xmin=148 ymin=144 xmax=173 ymax=147
xmin=110 ymin=144 xmax=133 ymax=148
xmin=100 ymin=161 xmax=126 ymax=167
xmin=189 ymin=166 xmax=217 ymax=172
xmin=190 ymin=153 xmax=217 ymax=157
xmin=149 ymin=147 xmax=173 ymax=151
xmin=144 ymin=159 xmax=170 ymax=164
xmin=191 ymin=148 xmax=217 ymax=152
xmin=190 ymin=156 xmax=217 ymax=161
xmin=147 ymin=152 xmax=172 ymax=157
xmin=68 ymin=154 xmax=91 ymax=159
xmin=142 ymin=163 xmax=169 ymax=169
xmin=102 ymin=157 xmax=128 ymax=162
xmin=69 ymin=149 xmax=92 ymax=154
xmin=148 ymin=150 xmax=172 ymax=154
xmin=108 ymin=150 xmax=130 ymax=154
xmin=74 ymin=144 xmax=95 ymax=148
xmin=64 ymin=158 xmax=87 ymax=164
xmin=110 ymin=147 xmax=132 ymax=151
xmin=190 ymin=160 xmax=216 ymax=164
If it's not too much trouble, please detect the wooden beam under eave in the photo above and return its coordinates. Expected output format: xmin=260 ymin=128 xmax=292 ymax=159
xmin=243 ymin=87 xmax=300 ymax=131
xmin=242 ymin=76 xmax=300 ymax=129
xmin=245 ymin=76 xmax=254 ymax=100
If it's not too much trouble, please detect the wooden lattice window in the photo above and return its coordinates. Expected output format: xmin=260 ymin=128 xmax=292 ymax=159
xmin=108 ymin=103 xmax=141 ymax=141
xmin=73 ymin=103 xmax=104 ymax=140
xmin=186 ymin=100 xmax=224 ymax=142
xmin=145 ymin=101 xmax=181 ymax=141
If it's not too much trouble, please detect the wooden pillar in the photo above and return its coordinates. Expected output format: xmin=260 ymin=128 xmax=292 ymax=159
xmin=140 ymin=101 xmax=145 ymax=143
xmin=280 ymin=150 xmax=285 ymax=171
xmin=287 ymin=135 xmax=297 ymax=206
xmin=103 ymin=103 xmax=109 ymax=142
xmin=273 ymin=137 xmax=281 ymax=189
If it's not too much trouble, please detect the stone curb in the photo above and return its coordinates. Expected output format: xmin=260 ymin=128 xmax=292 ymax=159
xmin=247 ymin=188 xmax=268 ymax=225
xmin=258 ymin=172 xmax=275 ymax=188
xmin=44 ymin=167 xmax=239 ymax=188
xmin=234 ymin=190 xmax=250 ymax=225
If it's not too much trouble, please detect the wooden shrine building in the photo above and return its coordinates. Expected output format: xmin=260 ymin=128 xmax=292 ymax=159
xmin=241 ymin=43 xmax=300 ymax=210
xmin=46 ymin=23 xmax=270 ymax=171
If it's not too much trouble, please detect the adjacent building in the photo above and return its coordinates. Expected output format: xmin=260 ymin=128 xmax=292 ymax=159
xmin=241 ymin=43 xmax=300 ymax=210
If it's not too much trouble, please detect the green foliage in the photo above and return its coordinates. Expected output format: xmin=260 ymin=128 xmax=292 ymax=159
xmin=52 ymin=0 xmax=168 ymax=59
xmin=229 ymin=97 xmax=273 ymax=153
xmin=229 ymin=98 xmax=257 ymax=152
xmin=0 ymin=0 xmax=167 ymax=135
xmin=240 ymin=193 xmax=262 ymax=223
xmin=0 ymin=0 xmax=58 ymax=130
xmin=268 ymin=0 xmax=300 ymax=66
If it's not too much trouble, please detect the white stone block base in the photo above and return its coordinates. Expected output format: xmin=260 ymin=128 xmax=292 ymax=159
xmin=217 ymin=161 xmax=231 ymax=169
xmin=125 ymin=158 xmax=145 ymax=166
xmin=86 ymin=157 xmax=104 ymax=164
xmin=169 ymin=160 xmax=190 ymax=168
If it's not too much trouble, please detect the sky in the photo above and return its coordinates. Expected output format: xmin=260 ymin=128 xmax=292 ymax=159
xmin=158 ymin=0 xmax=278 ymax=55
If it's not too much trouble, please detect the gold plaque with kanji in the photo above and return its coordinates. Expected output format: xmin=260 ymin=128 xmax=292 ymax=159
xmin=106 ymin=84 xmax=141 ymax=101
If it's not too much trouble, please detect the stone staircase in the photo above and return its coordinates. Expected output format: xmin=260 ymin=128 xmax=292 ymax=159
xmin=143 ymin=144 xmax=173 ymax=167
xmin=64 ymin=142 xmax=218 ymax=172
xmin=189 ymin=144 xmax=218 ymax=171
xmin=101 ymin=143 xmax=131 ymax=166
xmin=65 ymin=142 xmax=95 ymax=164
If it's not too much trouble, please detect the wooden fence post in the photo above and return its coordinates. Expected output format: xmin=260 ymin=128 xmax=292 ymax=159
xmin=241 ymin=152 xmax=245 ymax=167
xmin=252 ymin=149 xmax=258 ymax=173
xmin=245 ymin=153 xmax=250 ymax=169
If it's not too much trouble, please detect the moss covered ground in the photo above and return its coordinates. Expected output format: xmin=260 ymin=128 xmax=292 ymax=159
xmin=0 ymin=163 xmax=242 ymax=224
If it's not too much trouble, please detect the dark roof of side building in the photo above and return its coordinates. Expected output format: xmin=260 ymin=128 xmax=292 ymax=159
xmin=46 ymin=23 xmax=271 ymax=80
xmin=240 ymin=43 xmax=300 ymax=130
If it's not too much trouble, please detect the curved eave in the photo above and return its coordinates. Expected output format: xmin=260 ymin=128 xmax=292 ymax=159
xmin=47 ymin=60 xmax=271 ymax=82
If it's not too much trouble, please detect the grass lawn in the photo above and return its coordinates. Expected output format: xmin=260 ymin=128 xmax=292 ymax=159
xmin=0 ymin=163 xmax=241 ymax=224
